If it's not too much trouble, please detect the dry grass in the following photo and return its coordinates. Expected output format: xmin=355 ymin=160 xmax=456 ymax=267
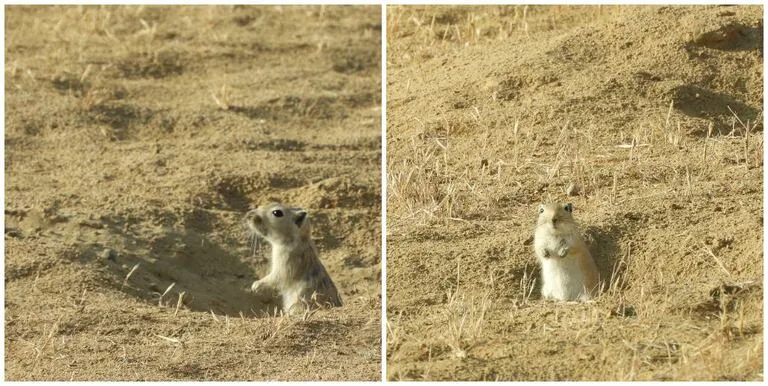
xmin=6 ymin=4 xmax=381 ymax=381
xmin=386 ymin=5 xmax=762 ymax=381
xmin=440 ymin=260 xmax=492 ymax=359
xmin=387 ymin=5 xmax=625 ymax=68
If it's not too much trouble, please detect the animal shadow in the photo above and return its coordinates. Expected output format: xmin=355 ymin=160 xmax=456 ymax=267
xmin=583 ymin=224 xmax=625 ymax=293
xmin=511 ymin=263 xmax=543 ymax=301
xmin=77 ymin=213 xmax=281 ymax=317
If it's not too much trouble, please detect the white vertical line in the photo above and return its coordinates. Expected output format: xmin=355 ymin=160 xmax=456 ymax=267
xmin=763 ymin=1 xmax=768 ymax=380
xmin=380 ymin=2 xmax=388 ymax=382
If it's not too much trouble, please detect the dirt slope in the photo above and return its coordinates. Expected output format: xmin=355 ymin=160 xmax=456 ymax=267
xmin=387 ymin=5 xmax=762 ymax=381
xmin=5 ymin=5 xmax=381 ymax=380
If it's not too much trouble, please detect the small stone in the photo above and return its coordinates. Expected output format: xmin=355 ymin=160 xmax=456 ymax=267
xmin=566 ymin=183 xmax=580 ymax=196
xmin=5 ymin=228 xmax=22 ymax=238
xmin=99 ymin=248 xmax=116 ymax=261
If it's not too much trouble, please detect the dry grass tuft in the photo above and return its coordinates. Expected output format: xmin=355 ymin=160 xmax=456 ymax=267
xmin=441 ymin=288 xmax=491 ymax=359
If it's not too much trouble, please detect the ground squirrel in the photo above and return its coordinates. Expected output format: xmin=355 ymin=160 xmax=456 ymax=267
xmin=533 ymin=203 xmax=599 ymax=301
xmin=245 ymin=202 xmax=342 ymax=314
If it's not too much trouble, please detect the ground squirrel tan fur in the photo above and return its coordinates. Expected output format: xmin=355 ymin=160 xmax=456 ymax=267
xmin=533 ymin=203 xmax=599 ymax=301
xmin=245 ymin=202 xmax=342 ymax=314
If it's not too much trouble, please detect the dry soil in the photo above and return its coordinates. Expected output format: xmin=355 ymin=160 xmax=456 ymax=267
xmin=5 ymin=5 xmax=381 ymax=381
xmin=386 ymin=5 xmax=762 ymax=381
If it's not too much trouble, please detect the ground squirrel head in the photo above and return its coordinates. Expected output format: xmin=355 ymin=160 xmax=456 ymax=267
xmin=245 ymin=202 xmax=311 ymax=246
xmin=536 ymin=203 xmax=576 ymax=230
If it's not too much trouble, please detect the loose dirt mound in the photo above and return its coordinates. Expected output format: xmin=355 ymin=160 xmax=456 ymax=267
xmin=5 ymin=5 xmax=381 ymax=380
xmin=387 ymin=5 xmax=762 ymax=381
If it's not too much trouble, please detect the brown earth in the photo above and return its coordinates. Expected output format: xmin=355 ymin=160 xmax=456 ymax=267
xmin=386 ymin=5 xmax=762 ymax=381
xmin=5 ymin=5 xmax=381 ymax=381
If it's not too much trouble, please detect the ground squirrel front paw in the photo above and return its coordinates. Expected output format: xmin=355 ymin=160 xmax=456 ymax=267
xmin=539 ymin=248 xmax=551 ymax=259
xmin=251 ymin=280 xmax=269 ymax=293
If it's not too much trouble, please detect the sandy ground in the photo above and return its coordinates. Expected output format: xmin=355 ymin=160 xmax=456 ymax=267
xmin=5 ymin=5 xmax=381 ymax=380
xmin=386 ymin=5 xmax=762 ymax=381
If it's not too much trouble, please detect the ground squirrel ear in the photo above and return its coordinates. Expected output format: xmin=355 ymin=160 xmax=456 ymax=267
xmin=564 ymin=203 xmax=573 ymax=213
xmin=294 ymin=210 xmax=308 ymax=226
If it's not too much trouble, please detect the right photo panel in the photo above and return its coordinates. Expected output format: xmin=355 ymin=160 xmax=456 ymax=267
xmin=386 ymin=5 xmax=763 ymax=381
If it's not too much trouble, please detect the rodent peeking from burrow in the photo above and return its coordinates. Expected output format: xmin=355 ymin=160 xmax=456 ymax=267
xmin=245 ymin=202 xmax=342 ymax=314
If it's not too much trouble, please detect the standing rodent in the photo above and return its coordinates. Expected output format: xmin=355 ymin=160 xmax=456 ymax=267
xmin=245 ymin=202 xmax=342 ymax=314
xmin=533 ymin=203 xmax=599 ymax=301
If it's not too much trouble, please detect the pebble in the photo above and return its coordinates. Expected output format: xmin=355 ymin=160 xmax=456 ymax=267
xmin=99 ymin=248 xmax=116 ymax=261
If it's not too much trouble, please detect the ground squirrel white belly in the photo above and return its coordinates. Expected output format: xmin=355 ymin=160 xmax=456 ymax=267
xmin=533 ymin=203 xmax=599 ymax=301
xmin=245 ymin=202 xmax=342 ymax=314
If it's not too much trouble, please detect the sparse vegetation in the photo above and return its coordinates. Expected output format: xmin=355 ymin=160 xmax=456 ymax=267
xmin=5 ymin=5 xmax=381 ymax=381
xmin=386 ymin=5 xmax=762 ymax=381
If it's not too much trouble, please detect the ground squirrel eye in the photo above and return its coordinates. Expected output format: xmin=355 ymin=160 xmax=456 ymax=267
xmin=272 ymin=210 xmax=284 ymax=217
xmin=564 ymin=203 xmax=573 ymax=213
xmin=538 ymin=207 xmax=544 ymax=214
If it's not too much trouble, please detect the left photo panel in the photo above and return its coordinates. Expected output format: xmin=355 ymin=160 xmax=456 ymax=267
xmin=5 ymin=5 xmax=382 ymax=381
